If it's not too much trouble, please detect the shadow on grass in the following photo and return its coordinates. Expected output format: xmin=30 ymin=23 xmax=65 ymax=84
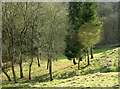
xmin=81 ymin=65 xmax=89 ymax=69
xmin=11 ymin=63 xmax=90 ymax=84
xmin=3 ymin=63 xmax=117 ymax=86
xmin=23 ymin=65 xmax=91 ymax=83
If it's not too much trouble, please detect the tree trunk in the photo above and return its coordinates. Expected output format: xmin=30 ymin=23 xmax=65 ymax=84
xmin=73 ymin=58 xmax=77 ymax=65
xmin=78 ymin=57 xmax=82 ymax=70
xmin=55 ymin=58 xmax=57 ymax=61
xmin=11 ymin=60 xmax=17 ymax=83
xmin=19 ymin=54 xmax=23 ymax=78
xmin=49 ymin=57 xmax=53 ymax=81
xmin=29 ymin=25 xmax=34 ymax=80
xmin=91 ymin=47 xmax=94 ymax=59
xmin=40 ymin=53 xmax=41 ymax=62
xmin=29 ymin=56 xmax=33 ymax=80
xmin=37 ymin=48 xmax=40 ymax=67
xmin=87 ymin=50 xmax=90 ymax=65
xmin=78 ymin=58 xmax=80 ymax=70
xmin=37 ymin=55 xmax=40 ymax=67
xmin=11 ymin=28 xmax=17 ymax=83
xmin=2 ymin=69 xmax=11 ymax=81
xmin=47 ymin=59 xmax=49 ymax=69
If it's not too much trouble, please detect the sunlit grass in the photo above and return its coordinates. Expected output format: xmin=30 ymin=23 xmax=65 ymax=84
xmin=2 ymin=47 xmax=119 ymax=87
xmin=93 ymin=46 xmax=118 ymax=54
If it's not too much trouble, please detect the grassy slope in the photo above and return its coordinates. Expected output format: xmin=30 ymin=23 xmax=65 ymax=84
xmin=2 ymin=47 xmax=119 ymax=88
xmin=93 ymin=46 xmax=118 ymax=54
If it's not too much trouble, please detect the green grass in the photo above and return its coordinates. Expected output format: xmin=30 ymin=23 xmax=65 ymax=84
xmin=93 ymin=46 xmax=118 ymax=54
xmin=2 ymin=47 xmax=119 ymax=88
xmin=3 ymin=72 xmax=119 ymax=87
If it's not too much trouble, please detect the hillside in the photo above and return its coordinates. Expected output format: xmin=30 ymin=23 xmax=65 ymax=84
xmin=2 ymin=47 xmax=119 ymax=88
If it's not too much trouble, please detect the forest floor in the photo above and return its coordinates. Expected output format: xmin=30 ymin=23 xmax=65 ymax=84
xmin=2 ymin=47 xmax=119 ymax=88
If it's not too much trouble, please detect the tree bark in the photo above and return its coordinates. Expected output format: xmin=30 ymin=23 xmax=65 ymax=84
xmin=49 ymin=57 xmax=53 ymax=81
xmin=19 ymin=53 xmax=23 ymax=78
xmin=91 ymin=47 xmax=94 ymax=59
xmin=2 ymin=69 xmax=11 ymax=81
xmin=11 ymin=60 xmax=17 ymax=83
xmin=29 ymin=56 xmax=33 ymax=80
xmin=87 ymin=50 xmax=90 ymax=65
xmin=73 ymin=58 xmax=77 ymax=65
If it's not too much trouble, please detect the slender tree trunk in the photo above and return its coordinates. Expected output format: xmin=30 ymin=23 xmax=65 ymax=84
xmin=2 ymin=69 xmax=11 ymax=81
xmin=29 ymin=56 xmax=33 ymax=80
xmin=47 ymin=59 xmax=49 ymax=69
xmin=87 ymin=50 xmax=90 ymax=65
xmin=78 ymin=58 xmax=80 ymax=70
xmin=11 ymin=60 xmax=17 ymax=83
xmin=19 ymin=36 xmax=24 ymax=78
xmin=39 ymin=53 xmax=41 ymax=62
xmin=55 ymin=58 xmax=57 ymax=61
xmin=49 ymin=57 xmax=53 ymax=81
xmin=19 ymin=52 xmax=23 ymax=78
xmin=29 ymin=25 xmax=34 ymax=80
xmin=78 ymin=57 xmax=82 ymax=70
xmin=73 ymin=58 xmax=77 ymax=65
xmin=37 ymin=55 xmax=40 ymax=67
xmin=37 ymin=48 xmax=40 ymax=67
xmin=91 ymin=47 xmax=94 ymax=59
xmin=11 ymin=28 xmax=17 ymax=83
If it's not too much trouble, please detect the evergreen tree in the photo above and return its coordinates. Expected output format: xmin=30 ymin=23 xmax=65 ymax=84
xmin=78 ymin=2 xmax=103 ymax=65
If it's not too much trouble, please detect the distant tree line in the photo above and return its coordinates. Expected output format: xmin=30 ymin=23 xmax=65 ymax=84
xmin=96 ymin=2 xmax=118 ymax=47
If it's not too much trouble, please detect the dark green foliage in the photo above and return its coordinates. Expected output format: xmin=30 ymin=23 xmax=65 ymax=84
xmin=65 ymin=2 xmax=86 ymax=60
xmin=65 ymin=2 xmax=101 ymax=61
xmin=64 ymin=35 xmax=80 ymax=60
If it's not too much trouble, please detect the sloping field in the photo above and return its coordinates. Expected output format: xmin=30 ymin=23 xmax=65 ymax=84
xmin=2 ymin=47 xmax=119 ymax=88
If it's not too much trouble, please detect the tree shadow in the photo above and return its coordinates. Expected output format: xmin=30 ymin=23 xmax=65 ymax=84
xmin=81 ymin=65 xmax=89 ymax=69
xmin=22 ymin=64 xmax=91 ymax=83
